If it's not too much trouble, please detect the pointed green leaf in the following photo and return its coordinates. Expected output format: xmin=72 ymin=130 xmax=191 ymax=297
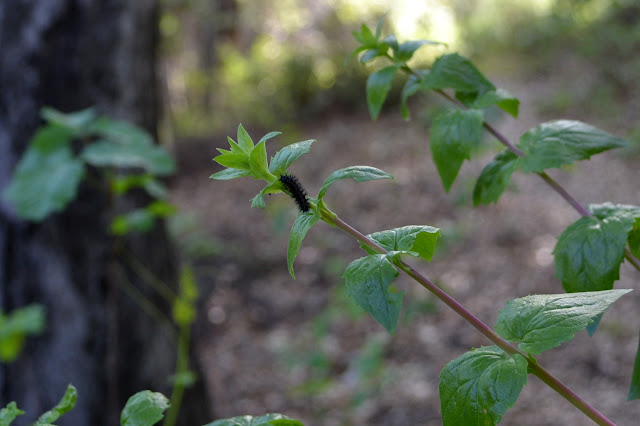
xmin=343 ymin=254 xmax=402 ymax=334
xmin=258 ymin=131 xmax=282 ymax=145
xmin=204 ymin=413 xmax=303 ymax=426
xmin=440 ymin=346 xmax=527 ymax=426
xmin=374 ymin=16 xmax=385 ymax=40
xmin=36 ymin=384 xmax=77 ymax=425
xmin=287 ymin=211 xmax=321 ymax=278
xmin=268 ymin=140 xmax=315 ymax=176
xmin=380 ymin=34 xmax=399 ymax=52
xmin=249 ymin=140 xmax=272 ymax=180
xmin=3 ymin=127 xmax=86 ymax=222
xmin=363 ymin=225 xmax=441 ymax=261
xmin=0 ymin=402 xmax=24 ymax=425
xmin=430 ymin=109 xmax=484 ymax=192
xmin=519 ymin=120 xmax=628 ymax=173
xmin=554 ymin=216 xmax=631 ymax=292
xmin=426 ymin=53 xmax=495 ymax=95
xmin=495 ymin=290 xmax=631 ymax=354
xmin=251 ymin=191 xmax=266 ymax=209
xmin=629 ymin=331 xmax=640 ymax=400
xmin=236 ymin=124 xmax=254 ymax=152
xmin=120 ymin=391 xmax=170 ymax=426
xmin=226 ymin=137 xmax=244 ymax=154
xmin=210 ymin=168 xmax=252 ymax=180
xmin=469 ymin=89 xmax=519 ymax=118
xmin=360 ymin=48 xmax=383 ymax=64
xmin=212 ymin=153 xmax=251 ymax=171
xmin=393 ymin=40 xmax=442 ymax=62
xmin=366 ymin=65 xmax=399 ymax=120
xmin=318 ymin=166 xmax=393 ymax=201
xmin=473 ymin=150 xmax=520 ymax=205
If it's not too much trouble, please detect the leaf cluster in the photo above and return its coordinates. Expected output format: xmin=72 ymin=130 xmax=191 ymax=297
xmin=3 ymin=108 xmax=176 ymax=235
xmin=0 ymin=385 xmax=303 ymax=426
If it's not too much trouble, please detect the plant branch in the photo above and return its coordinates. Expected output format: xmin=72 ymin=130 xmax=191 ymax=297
xmin=407 ymin=68 xmax=640 ymax=273
xmin=323 ymin=210 xmax=615 ymax=426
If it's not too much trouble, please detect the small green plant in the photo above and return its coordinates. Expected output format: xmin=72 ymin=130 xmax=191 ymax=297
xmin=0 ymin=384 xmax=303 ymax=426
xmin=211 ymin=122 xmax=632 ymax=425
xmin=3 ymin=107 xmax=176 ymax=230
xmin=2 ymin=108 xmax=195 ymax=425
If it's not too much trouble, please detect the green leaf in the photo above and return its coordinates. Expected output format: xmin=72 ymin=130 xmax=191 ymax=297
xmin=439 ymin=346 xmax=527 ymax=426
xmin=472 ymin=150 xmax=520 ymax=205
xmin=3 ymin=126 xmax=86 ymax=222
xmin=213 ymin=153 xmax=251 ymax=171
xmin=589 ymin=203 xmax=640 ymax=262
xmin=287 ymin=211 xmax=321 ymax=278
xmin=426 ymin=53 xmax=495 ymax=95
xmin=36 ymin=384 xmax=77 ymax=425
xmin=468 ymin=89 xmax=520 ymax=118
xmin=41 ymin=107 xmax=97 ymax=134
xmin=318 ymin=166 xmax=393 ymax=201
xmin=363 ymin=225 xmax=441 ymax=261
xmin=90 ymin=117 xmax=154 ymax=146
xmin=554 ymin=216 xmax=631 ymax=292
xmin=249 ymin=140 xmax=272 ymax=180
xmin=204 ymin=413 xmax=303 ymax=426
xmin=258 ymin=131 xmax=282 ymax=145
xmin=518 ymin=120 xmax=628 ymax=173
xmin=0 ymin=304 xmax=46 ymax=363
xmin=236 ymin=124 xmax=255 ymax=153
xmin=430 ymin=109 xmax=484 ymax=192
xmin=0 ymin=402 xmax=24 ymax=426
xmin=354 ymin=23 xmax=377 ymax=46
xmin=629 ymin=331 xmax=640 ymax=400
xmin=589 ymin=202 xmax=640 ymax=223
xmin=629 ymin=218 xmax=640 ymax=260
xmin=393 ymin=40 xmax=442 ymax=62
xmin=120 ymin=391 xmax=170 ymax=426
xmin=111 ymin=209 xmax=155 ymax=236
xmin=268 ymin=140 xmax=315 ymax=176
xmin=210 ymin=168 xmax=252 ymax=180
xmin=343 ymin=254 xmax=403 ymax=334
xmin=366 ymin=65 xmax=399 ymax=120
xmin=495 ymin=290 xmax=631 ymax=354
xmin=81 ymin=139 xmax=175 ymax=176
xmin=400 ymin=70 xmax=430 ymax=120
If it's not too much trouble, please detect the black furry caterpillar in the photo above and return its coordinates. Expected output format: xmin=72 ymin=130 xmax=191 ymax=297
xmin=279 ymin=174 xmax=310 ymax=212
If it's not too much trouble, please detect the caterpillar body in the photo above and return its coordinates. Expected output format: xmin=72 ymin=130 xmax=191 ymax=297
xmin=279 ymin=174 xmax=310 ymax=212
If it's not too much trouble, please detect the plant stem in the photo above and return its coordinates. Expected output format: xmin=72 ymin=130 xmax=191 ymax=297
xmin=323 ymin=210 xmax=615 ymax=425
xmin=163 ymin=322 xmax=191 ymax=426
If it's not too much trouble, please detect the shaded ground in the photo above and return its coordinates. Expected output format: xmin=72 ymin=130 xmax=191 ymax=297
xmin=170 ymin=76 xmax=640 ymax=425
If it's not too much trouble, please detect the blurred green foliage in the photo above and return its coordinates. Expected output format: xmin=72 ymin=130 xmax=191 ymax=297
xmin=160 ymin=0 xmax=640 ymax=139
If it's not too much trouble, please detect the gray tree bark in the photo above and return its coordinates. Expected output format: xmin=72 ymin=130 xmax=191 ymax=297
xmin=0 ymin=1 xmax=209 ymax=424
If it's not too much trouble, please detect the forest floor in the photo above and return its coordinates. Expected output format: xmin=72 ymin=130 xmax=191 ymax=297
xmin=170 ymin=72 xmax=640 ymax=425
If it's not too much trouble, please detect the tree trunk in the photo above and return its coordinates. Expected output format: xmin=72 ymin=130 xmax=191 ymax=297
xmin=0 ymin=1 xmax=209 ymax=424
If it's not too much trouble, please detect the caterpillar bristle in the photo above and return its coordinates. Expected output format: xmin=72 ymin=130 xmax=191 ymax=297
xmin=279 ymin=174 xmax=310 ymax=212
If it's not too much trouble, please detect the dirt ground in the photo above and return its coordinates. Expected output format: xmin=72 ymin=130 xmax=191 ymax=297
xmin=170 ymin=76 xmax=640 ymax=425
